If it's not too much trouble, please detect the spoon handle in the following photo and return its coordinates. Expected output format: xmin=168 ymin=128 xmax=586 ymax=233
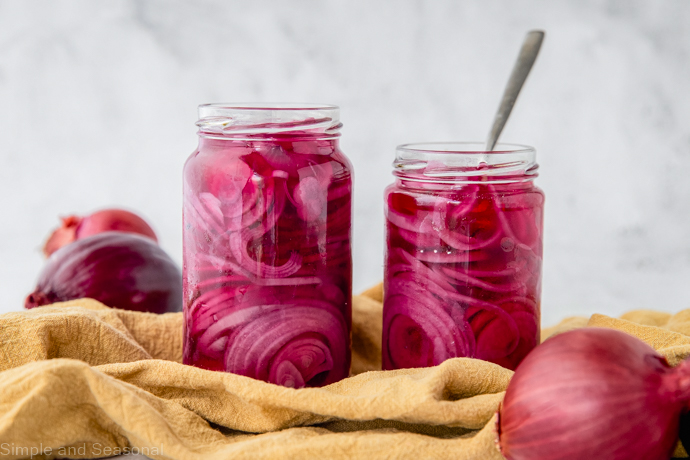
xmin=486 ymin=30 xmax=545 ymax=151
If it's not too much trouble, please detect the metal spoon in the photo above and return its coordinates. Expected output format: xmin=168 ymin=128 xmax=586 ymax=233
xmin=485 ymin=30 xmax=545 ymax=151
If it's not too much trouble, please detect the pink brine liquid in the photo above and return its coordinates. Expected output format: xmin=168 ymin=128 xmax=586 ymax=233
xmin=383 ymin=176 xmax=543 ymax=371
xmin=183 ymin=128 xmax=352 ymax=388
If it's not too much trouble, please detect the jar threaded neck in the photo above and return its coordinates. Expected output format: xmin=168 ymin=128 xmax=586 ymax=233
xmin=394 ymin=142 xmax=538 ymax=184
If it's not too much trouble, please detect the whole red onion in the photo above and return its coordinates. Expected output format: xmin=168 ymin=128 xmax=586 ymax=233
xmin=26 ymin=232 xmax=181 ymax=314
xmin=498 ymin=328 xmax=690 ymax=460
xmin=43 ymin=209 xmax=157 ymax=257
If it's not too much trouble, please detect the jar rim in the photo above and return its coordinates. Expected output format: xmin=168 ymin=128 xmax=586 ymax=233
xmin=394 ymin=142 xmax=538 ymax=184
xmin=397 ymin=141 xmax=534 ymax=155
xmin=197 ymin=103 xmax=341 ymax=138
xmin=199 ymin=102 xmax=340 ymax=112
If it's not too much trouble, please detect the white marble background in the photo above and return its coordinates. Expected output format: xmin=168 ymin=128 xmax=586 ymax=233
xmin=0 ymin=0 xmax=688 ymax=326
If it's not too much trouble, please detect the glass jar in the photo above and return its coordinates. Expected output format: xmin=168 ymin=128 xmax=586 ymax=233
xmin=183 ymin=104 xmax=353 ymax=388
xmin=382 ymin=143 xmax=544 ymax=371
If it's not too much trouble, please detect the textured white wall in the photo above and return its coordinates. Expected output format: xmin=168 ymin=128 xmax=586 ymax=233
xmin=0 ymin=0 xmax=689 ymax=326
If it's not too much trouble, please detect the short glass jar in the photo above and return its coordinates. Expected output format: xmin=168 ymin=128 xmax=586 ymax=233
xmin=382 ymin=143 xmax=544 ymax=371
xmin=183 ymin=104 xmax=353 ymax=388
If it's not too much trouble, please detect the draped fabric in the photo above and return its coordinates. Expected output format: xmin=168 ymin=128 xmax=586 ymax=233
xmin=0 ymin=285 xmax=688 ymax=459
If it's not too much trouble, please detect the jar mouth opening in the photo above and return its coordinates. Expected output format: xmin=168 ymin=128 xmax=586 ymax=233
xmin=397 ymin=142 xmax=534 ymax=155
xmin=394 ymin=142 xmax=538 ymax=183
xmin=197 ymin=103 xmax=341 ymax=138
xmin=199 ymin=102 xmax=339 ymax=111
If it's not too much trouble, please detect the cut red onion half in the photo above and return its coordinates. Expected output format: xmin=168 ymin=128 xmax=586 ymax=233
xmin=183 ymin=136 xmax=352 ymax=387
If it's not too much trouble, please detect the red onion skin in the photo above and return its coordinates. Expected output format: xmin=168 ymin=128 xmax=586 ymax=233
xmin=43 ymin=209 xmax=158 ymax=257
xmin=27 ymin=232 xmax=181 ymax=314
xmin=498 ymin=328 xmax=690 ymax=460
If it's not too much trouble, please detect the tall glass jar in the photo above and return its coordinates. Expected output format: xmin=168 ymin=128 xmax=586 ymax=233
xmin=183 ymin=104 xmax=352 ymax=388
xmin=383 ymin=143 xmax=544 ymax=371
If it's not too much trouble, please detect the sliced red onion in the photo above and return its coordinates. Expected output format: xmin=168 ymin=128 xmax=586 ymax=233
xmin=489 ymin=184 xmax=543 ymax=252
xmin=383 ymin=294 xmax=474 ymax=369
xmin=203 ymin=152 xmax=253 ymax=202
xmin=412 ymin=246 xmax=488 ymax=264
xmin=270 ymin=337 xmax=333 ymax=388
xmin=465 ymin=302 xmax=520 ymax=361
xmin=441 ymin=266 xmax=523 ymax=293
xmin=294 ymin=162 xmax=333 ymax=222
xmin=224 ymin=304 xmax=348 ymax=386
xmin=228 ymin=229 xmax=302 ymax=279
xmin=183 ymin=135 xmax=352 ymax=387
xmin=384 ymin=182 xmax=543 ymax=371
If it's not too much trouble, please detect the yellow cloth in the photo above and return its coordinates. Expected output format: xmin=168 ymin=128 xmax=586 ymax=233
xmin=1 ymin=285 xmax=689 ymax=460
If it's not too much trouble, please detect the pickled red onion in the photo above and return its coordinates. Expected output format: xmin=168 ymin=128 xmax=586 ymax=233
xmin=384 ymin=182 xmax=542 ymax=371
xmin=183 ymin=135 xmax=352 ymax=386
